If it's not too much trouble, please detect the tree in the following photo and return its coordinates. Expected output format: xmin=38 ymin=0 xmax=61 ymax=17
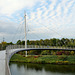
xmin=56 ymin=39 xmax=61 ymax=46
xmin=50 ymin=38 xmax=56 ymax=46
xmin=21 ymin=41 xmax=25 ymax=45
xmin=27 ymin=40 xmax=30 ymax=45
xmin=44 ymin=39 xmax=49 ymax=46
xmin=40 ymin=39 xmax=44 ymax=45
xmin=16 ymin=40 xmax=21 ymax=45
xmin=1 ymin=42 xmax=7 ymax=50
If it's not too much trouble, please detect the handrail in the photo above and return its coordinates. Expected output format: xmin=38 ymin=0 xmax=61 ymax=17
xmin=6 ymin=45 xmax=75 ymax=50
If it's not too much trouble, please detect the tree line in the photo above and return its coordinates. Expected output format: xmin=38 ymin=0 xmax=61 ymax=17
xmin=0 ymin=38 xmax=75 ymax=50
xmin=16 ymin=38 xmax=75 ymax=47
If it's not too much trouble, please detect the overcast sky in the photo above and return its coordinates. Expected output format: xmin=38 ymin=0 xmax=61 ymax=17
xmin=0 ymin=0 xmax=75 ymax=43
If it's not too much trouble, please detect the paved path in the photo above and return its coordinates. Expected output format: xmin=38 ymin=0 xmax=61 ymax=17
xmin=0 ymin=50 xmax=5 ymax=75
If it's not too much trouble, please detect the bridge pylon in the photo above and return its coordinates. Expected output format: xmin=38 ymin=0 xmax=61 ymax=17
xmin=24 ymin=11 xmax=27 ymax=57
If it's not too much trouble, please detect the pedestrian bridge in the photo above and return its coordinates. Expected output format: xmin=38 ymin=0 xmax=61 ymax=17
xmin=0 ymin=45 xmax=75 ymax=75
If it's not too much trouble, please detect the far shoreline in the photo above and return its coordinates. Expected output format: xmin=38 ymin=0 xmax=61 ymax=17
xmin=10 ymin=54 xmax=75 ymax=65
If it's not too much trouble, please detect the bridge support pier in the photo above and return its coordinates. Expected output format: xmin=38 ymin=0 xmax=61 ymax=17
xmin=26 ymin=51 xmax=27 ymax=57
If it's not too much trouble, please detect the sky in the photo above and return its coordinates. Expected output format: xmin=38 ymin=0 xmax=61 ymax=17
xmin=0 ymin=0 xmax=75 ymax=43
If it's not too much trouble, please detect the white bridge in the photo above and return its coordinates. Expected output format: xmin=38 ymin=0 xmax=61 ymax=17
xmin=0 ymin=45 xmax=75 ymax=75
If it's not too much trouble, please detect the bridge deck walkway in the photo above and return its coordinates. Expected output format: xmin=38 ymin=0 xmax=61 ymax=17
xmin=0 ymin=50 xmax=5 ymax=75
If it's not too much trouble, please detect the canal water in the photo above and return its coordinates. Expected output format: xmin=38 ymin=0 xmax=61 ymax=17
xmin=9 ymin=62 xmax=75 ymax=75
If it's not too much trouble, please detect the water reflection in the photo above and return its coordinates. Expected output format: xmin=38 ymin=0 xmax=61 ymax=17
xmin=10 ymin=62 xmax=75 ymax=75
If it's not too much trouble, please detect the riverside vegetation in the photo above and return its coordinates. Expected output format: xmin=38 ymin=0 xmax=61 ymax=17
xmin=10 ymin=50 xmax=75 ymax=65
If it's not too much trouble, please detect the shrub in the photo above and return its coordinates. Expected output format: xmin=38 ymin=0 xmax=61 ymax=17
xmin=53 ymin=52 xmax=56 ymax=55
xmin=58 ymin=56 xmax=67 ymax=61
xmin=41 ymin=50 xmax=49 ymax=55
xmin=63 ymin=61 xmax=69 ymax=64
xmin=65 ymin=51 xmax=70 ymax=55
xmin=56 ymin=51 xmax=62 ymax=55
xmin=56 ymin=61 xmax=59 ymax=64
xmin=27 ymin=55 xmax=32 ymax=58
xmin=56 ymin=51 xmax=71 ymax=55
xmin=41 ymin=60 xmax=45 ymax=64
xmin=56 ymin=61 xmax=63 ymax=64
xmin=34 ymin=56 xmax=38 ymax=58
xmin=38 ymin=55 xmax=42 ymax=57
xmin=71 ymin=51 xmax=74 ymax=55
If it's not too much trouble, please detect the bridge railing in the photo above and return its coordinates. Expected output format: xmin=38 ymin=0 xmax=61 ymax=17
xmin=6 ymin=45 xmax=75 ymax=50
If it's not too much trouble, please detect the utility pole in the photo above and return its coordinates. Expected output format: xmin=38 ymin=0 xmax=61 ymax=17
xmin=24 ymin=11 xmax=27 ymax=57
xmin=3 ymin=37 xmax=5 ymax=42
xmin=2 ymin=37 xmax=5 ymax=50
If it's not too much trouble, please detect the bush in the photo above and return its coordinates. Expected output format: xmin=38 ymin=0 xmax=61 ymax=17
xmin=63 ymin=61 xmax=69 ymax=64
xmin=71 ymin=51 xmax=74 ymax=55
xmin=56 ymin=51 xmax=71 ymax=55
xmin=56 ymin=61 xmax=63 ymax=64
xmin=65 ymin=51 xmax=70 ymax=55
xmin=41 ymin=50 xmax=50 ymax=55
xmin=56 ymin=51 xmax=62 ymax=55
xmin=34 ymin=56 xmax=39 ymax=58
xmin=58 ymin=56 xmax=67 ymax=61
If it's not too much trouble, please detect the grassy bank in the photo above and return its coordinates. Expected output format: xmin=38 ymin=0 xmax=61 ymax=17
xmin=10 ymin=54 xmax=75 ymax=65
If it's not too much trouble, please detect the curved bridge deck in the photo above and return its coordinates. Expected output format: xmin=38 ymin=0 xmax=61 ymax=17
xmin=0 ymin=46 xmax=75 ymax=75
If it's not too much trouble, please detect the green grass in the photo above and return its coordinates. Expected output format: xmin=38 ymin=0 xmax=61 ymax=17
xmin=10 ymin=54 xmax=75 ymax=64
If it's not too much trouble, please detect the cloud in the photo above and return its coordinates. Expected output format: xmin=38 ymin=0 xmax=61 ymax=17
xmin=0 ymin=20 xmax=18 ymax=34
xmin=27 ymin=0 xmax=75 ymax=38
xmin=0 ymin=0 xmax=75 ymax=43
xmin=0 ymin=0 xmax=41 ymax=16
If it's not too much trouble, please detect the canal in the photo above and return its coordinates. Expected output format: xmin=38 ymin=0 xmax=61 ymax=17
xmin=9 ymin=62 xmax=75 ymax=75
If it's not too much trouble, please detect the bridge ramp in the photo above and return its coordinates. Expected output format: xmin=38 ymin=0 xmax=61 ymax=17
xmin=0 ymin=50 xmax=5 ymax=75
